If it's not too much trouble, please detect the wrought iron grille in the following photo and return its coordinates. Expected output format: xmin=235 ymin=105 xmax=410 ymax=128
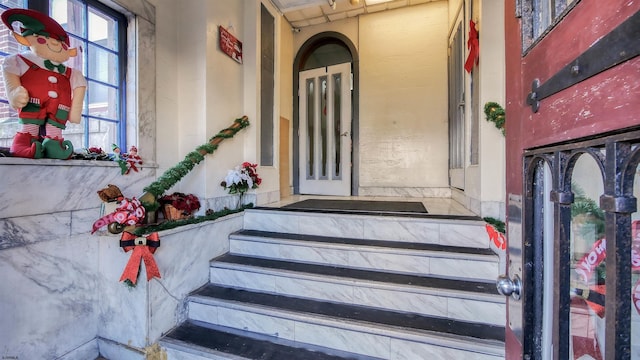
xmin=522 ymin=127 xmax=640 ymax=359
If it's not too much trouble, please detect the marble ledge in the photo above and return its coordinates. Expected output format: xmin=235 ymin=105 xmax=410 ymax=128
xmin=0 ymin=157 xmax=158 ymax=168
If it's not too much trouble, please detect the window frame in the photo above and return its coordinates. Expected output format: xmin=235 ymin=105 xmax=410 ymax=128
xmin=0 ymin=0 xmax=129 ymax=150
xmin=519 ymin=0 xmax=581 ymax=54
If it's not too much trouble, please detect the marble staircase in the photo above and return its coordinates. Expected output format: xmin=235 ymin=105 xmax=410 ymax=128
xmin=160 ymin=207 xmax=506 ymax=359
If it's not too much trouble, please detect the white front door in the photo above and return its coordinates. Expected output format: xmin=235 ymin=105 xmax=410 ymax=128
xmin=298 ymin=63 xmax=352 ymax=196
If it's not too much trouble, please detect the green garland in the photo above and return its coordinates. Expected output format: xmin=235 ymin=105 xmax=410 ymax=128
xmin=484 ymin=216 xmax=505 ymax=234
xmin=142 ymin=116 xmax=250 ymax=200
xmin=484 ymin=102 xmax=505 ymax=136
xmin=131 ymin=204 xmax=253 ymax=236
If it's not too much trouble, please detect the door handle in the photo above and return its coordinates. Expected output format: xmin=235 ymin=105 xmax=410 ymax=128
xmin=496 ymin=274 xmax=522 ymax=301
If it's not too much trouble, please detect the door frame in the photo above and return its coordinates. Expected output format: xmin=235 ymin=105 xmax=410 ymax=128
xmin=504 ymin=0 xmax=640 ymax=358
xmin=293 ymin=32 xmax=359 ymax=196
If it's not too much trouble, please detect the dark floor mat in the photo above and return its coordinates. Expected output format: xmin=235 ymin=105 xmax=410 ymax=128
xmin=282 ymin=199 xmax=427 ymax=214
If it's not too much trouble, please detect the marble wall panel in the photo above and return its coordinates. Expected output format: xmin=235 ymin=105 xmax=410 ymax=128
xmin=209 ymin=267 xmax=277 ymax=293
xmin=216 ymin=306 xmax=296 ymax=341
xmin=294 ymin=321 xmax=391 ymax=358
xmin=243 ymin=210 xmax=300 ymax=233
xmin=362 ymin=217 xmax=440 ymax=243
xmin=298 ymin=214 xmax=364 ymax=239
xmin=97 ymin=236 xmax=149 ymax=348
xmin=0 ymin=162 xmax=156 ymax=219
xmin=0 ymin=211 xmax=71 ymax=250
xmin=389 ymin=337 xmax=502 ymax=360
xmin=57 ymin=339 xmax=100 ymax=360
xmin=148 ymin=216 xmax=241 ymax=341
xmin=439 ymin=222 xmax=490 ymax=248
xmin=0 ymin=234 xmax=100 ymax=359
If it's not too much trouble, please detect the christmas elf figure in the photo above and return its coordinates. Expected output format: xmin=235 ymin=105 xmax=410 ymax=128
xmin=1 ymin=8 xmax=86 ymax=159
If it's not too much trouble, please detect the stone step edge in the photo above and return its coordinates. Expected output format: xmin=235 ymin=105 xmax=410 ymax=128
xmin=210 ymin=261 xmax=503 ymax=303
xmin=211 ymin=254 xmax=502 ymax=299
xmin=187 ymin=287 xmax=505 ymax=357
xmin=162 ymin=320 xmax=378 ymax=360
xmin=248 ymin=207 xmax=485 ymax=224
xmin=231 ymin=229 xmax=498 ymax=262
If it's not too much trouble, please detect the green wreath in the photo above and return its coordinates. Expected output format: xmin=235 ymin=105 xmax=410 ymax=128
xmin=484 ymin=102 xmax=505 ymax=136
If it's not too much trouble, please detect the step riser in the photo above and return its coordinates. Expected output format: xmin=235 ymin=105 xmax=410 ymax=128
xmin=163 ymin=342 xmax=243 ymax=360
xmin=229 ymin=238 xmax=499 ymax=281
xmin=209 ymin=267 xmax=504 ymax=325
xmin=244 ymin=210 xmax=490 ymax=249
xmin=187 ymin=301 xmax=503 ymax=360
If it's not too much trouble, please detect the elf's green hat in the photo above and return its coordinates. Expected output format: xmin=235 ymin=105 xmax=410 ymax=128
xmin=1 ymin=8 xmax=69 ymax=46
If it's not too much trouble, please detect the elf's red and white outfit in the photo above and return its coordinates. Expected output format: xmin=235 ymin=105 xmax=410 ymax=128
xmin=3 ymin=52 xmax=85 ymax=131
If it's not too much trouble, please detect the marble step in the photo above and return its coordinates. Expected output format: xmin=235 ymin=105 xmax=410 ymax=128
xmin=209 ymin=254 xmax=505 ymax=326
xmin=183 ymin=284 xmax=505 ymax=360
xmin=162 ymin=320 xmax=375 ymax=360
xmin=229 ymin=229 xmax=499 ymax=281
xmin=243 ymin=208 xmax=491 ymax=249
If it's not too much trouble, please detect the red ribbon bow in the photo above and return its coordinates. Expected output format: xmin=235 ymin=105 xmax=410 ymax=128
xmin=485 ymin=224 xmax=506 ymax=250
xmin=119 ymin=232 xmax=161 ymax=285
xmin=464 ymin=20 xmax=479 ymax=73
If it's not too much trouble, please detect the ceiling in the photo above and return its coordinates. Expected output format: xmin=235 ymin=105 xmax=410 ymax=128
xmin=270 ymin=0 xmax=440 ymax=29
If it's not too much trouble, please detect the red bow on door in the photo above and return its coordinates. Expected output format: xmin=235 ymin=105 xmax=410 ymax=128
xmin=464 ymin=20 xmax=479 ymax=73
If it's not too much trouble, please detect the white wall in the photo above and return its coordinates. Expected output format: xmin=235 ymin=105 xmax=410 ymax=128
xmin=359 ymin=3 xmax=449 ymax=192
xmin=477 ymin=0 xmax=506 ymax=218
xmin=153 ymin=0 xmax=281 ymax=209
xmin=448 ymin=0 xmax=506 ymax=219
xmin=279 ymin=15 xmax=294 ymax=191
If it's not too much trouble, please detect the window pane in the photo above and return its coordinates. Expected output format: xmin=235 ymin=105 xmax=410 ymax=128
xmin=87 ymin=43 xmax=117 ymax=85
xmin=0 ymin=101 xmax=19 ymax=147
xmin=65 ymin=35 xmax=84 ymax=71
xmin=88 ymin=82 xmax=118 ymax=120
xmin=306 ymin=78 xmax=315 ymax=179
xmin=51 ymin=0 xmax=85 ymax=38
xmin=65 ymin=117 xmax=117 ymax=150
xmin=0 ymin=1 xmax=26 ymax=12
xmin=89 ymin=6 xmax=117 ymax=51
xmin=332 ymin=73 xmax=341 ymax=179
xmin=319 ymin=75 xmax=327 ymax=179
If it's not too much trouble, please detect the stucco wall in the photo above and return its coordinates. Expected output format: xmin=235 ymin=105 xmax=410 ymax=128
xmin=359 ymin=3 xmax=449 ymax=191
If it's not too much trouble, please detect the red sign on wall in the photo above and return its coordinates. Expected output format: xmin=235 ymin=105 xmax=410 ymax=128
xmin=219 ymin=26 xmax=243 ymax=64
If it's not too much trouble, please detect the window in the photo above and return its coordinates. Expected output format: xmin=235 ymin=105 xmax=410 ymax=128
xmin=520 ymin=0 xmax=579 ymax=52
xmin=260 ymin=3 xmax=274 ymax=166
xmin=0 ymin=0 xmax=127 ymax=151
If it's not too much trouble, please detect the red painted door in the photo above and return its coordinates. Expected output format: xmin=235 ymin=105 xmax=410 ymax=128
xmin=504 ymin=0 xmax=640 ymax=359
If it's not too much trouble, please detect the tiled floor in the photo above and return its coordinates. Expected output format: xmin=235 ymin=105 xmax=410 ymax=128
xmin=264 ymin=195 xmax=476 ymax=217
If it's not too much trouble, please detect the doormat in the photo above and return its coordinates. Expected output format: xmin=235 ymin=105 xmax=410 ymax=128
xmin=282 ymin=199 xmax=428 ymax=214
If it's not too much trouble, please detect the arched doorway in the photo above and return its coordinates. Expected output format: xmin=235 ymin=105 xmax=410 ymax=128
xmin=293 ymin=32 xmax=359 ymax=196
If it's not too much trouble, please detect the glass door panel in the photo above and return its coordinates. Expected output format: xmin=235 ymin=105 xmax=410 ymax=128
xmin=569 ymin=155 xmax=606 ymax=360
xmin=305 ymin=78 xmax=315 ymax=179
